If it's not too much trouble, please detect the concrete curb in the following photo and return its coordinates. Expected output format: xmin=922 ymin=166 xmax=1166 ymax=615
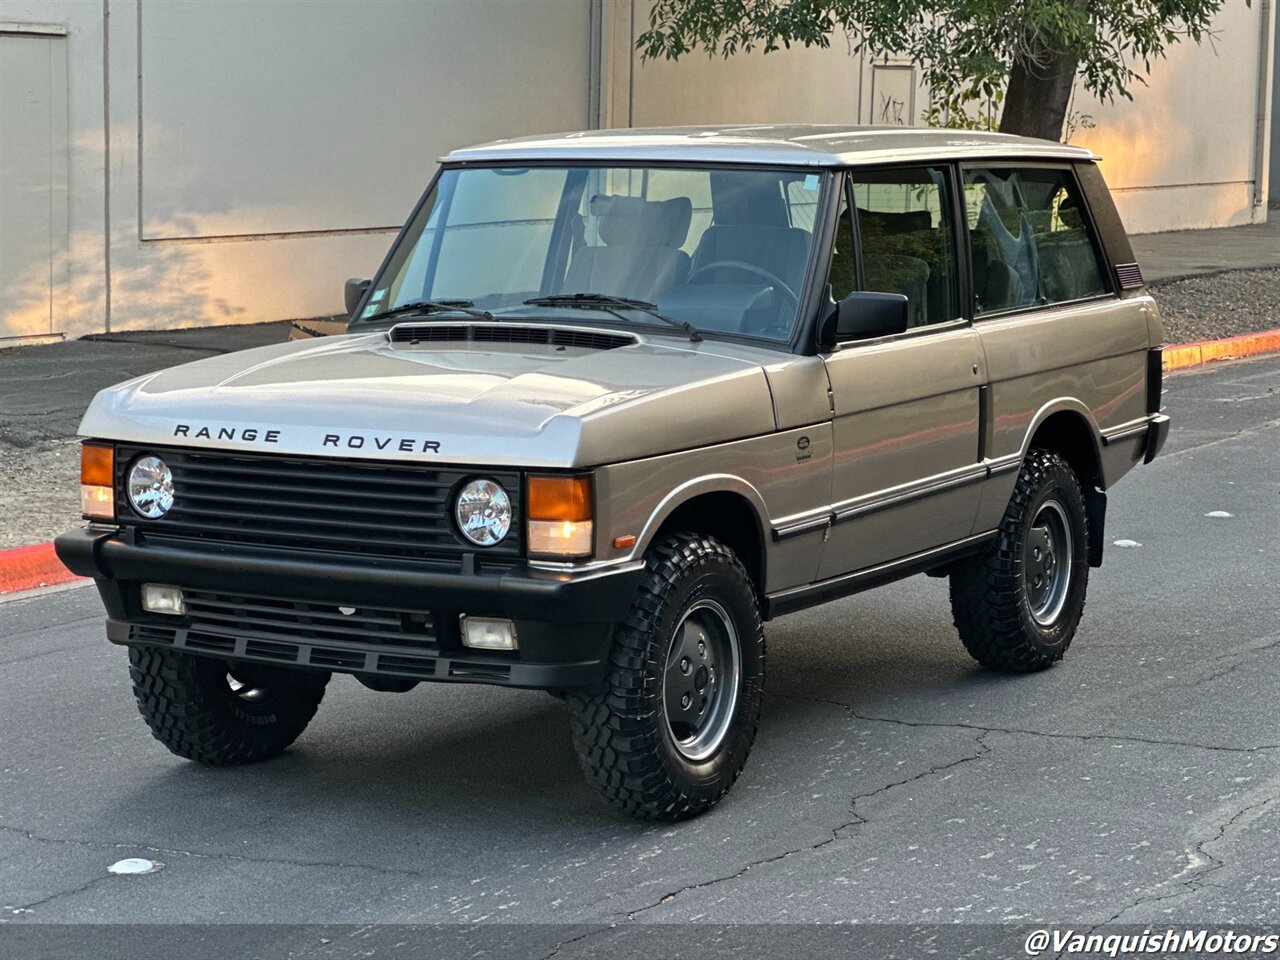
xmin=0 ymin=543 xmax=82 ymax=595
xmin=2 ymin=328 xmax=1279 ymax=596
xmin=1163 ymin=327 xmax=1280 ymax=372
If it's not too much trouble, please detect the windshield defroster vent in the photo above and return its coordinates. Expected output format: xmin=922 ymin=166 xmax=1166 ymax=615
xmin=389 ymin=323 xmax=636 ymax=351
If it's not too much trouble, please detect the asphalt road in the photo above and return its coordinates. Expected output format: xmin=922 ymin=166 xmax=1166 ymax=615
xmin=2 ymin=355 xmax=1278 ymax=958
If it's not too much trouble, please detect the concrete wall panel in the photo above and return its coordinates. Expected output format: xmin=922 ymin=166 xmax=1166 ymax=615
xmin=138 ymin=0 xmax=593 ymax=239
xmin=110 ymin=0 xmax=594 ymax=332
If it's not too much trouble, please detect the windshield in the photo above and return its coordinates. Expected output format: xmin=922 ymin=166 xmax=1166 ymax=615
xmin=357 ymin=164 xmax=828 ymax=343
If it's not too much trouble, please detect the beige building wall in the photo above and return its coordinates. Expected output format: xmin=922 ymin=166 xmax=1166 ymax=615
xmin=1 ymin=0 xmax=596 ymax=342
xmin=614 ymin=0 xmax=1274 ymax=235
xmin=1071 ymin=0 xmax=1276 ymax=233
xmin=0 ymin=0 xmax=1272 ymax=341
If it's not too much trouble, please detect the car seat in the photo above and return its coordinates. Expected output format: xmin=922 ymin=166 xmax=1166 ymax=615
xmin=562 ymin=195 xmax=692 ymax=302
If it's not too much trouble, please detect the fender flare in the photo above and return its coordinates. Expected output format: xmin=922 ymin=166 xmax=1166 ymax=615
xmin=633 ymin=473 xmax=770 ymax=558
xmin=1015 ymin=397 xmax=1109 ymax=488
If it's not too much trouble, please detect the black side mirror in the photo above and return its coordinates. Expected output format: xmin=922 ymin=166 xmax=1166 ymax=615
xmin=821 ymin=290 xmax=909 ymax=345
xmin=345 ymin=278 xmax=372 ymax=318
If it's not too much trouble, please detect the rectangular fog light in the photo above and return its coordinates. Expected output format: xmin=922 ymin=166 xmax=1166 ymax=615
xmin=460 ymin=616 xmax=518 ymax=651
xmin=141 ymin=583 xmax=186 ymax=616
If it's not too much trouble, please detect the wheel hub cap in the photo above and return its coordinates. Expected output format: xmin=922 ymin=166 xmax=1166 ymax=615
xmin=663 ymin=599 xmax=741 ymax=761
xmin=1024 ymin=499 xmax=1073 ymax=626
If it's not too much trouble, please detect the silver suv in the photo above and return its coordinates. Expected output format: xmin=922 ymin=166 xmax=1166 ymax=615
xmin=57 ymin=126 xmax=1169 ymax=819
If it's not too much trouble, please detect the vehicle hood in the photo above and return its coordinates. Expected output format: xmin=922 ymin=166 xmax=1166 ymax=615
xmin=79 ymin=329 xmax=778 ymax=467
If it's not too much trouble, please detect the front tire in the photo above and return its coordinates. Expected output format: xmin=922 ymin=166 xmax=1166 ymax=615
xmin=568 ymin=534 xmax=765 ymax=820
xmin=949 ymin=449 xmax=1090 ymax=672
xmin=128 ymin=647 xmax=329 ymax=765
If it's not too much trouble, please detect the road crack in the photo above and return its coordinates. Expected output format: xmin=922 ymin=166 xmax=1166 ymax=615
xmin=541 ymin=724 xmax=995 ymax=955
xmin=1057 ymin=791 xmax=1280 ymax=955
xmin=4 ymin=874 xmax=116 ymax=916
xmin=773 ymin=690 xmax=1280 ymax=755
xmin=623 ymin=728 xmax=992 ymax=921
xmin=0 ymin=823 xmax=428 ymax=881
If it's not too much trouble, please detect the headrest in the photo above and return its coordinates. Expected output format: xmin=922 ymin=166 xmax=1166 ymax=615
xmin=591 ymin=195 xmax=692 ymax=248
xmin=709 ymin=173 xmax=791 ymax=226
xmin=857 ymin=208 xmax=933 ymax=236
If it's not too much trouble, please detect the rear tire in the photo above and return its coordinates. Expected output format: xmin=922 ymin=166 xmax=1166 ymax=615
xmin=568 ymin=534 xmax=765 ymax=820
xmin=128 ymin=647 xmax=329 ymax=765
xmin=949 ymin=449 xmax=1090 ymax=672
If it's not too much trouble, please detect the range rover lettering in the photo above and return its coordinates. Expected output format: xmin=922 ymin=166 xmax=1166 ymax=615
xmin=56 ymin=126 xmax=1170 ymax=820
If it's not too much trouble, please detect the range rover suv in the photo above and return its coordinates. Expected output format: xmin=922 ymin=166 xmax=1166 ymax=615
xmin=56 ymin=125 xmax=1169 ymax=819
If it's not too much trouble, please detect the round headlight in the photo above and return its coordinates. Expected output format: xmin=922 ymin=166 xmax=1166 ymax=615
xmin=127 ymin=455 xmax=175 ymax=519
xmin=455 ymin=478 xmax=511 ymax=547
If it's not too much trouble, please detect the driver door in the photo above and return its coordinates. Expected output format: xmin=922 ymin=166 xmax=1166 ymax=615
xmin=817 ymin=165 xmax=986 ymax=580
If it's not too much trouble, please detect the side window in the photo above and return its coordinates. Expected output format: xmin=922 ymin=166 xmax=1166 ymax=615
xmin=784 ymin=174 xmax=823 ymax=231
xmin=848 ymin=167 xmax=959 ymax=327
xmin=963 ymin=167 xmax=1110 ymax=316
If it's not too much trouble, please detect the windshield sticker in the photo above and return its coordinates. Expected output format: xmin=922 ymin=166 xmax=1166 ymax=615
xmin=361 ymin=303 xmax=380 ymax=318
xmin=803 ymin=174 xmax=820 ymax=191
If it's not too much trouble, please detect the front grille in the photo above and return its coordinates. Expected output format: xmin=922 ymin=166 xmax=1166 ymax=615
xmin=121 ymin=590 xmax=523 ymax=682
xmin=115 ymin=446 xmax=521 ymax=562
xmin=184 ymin=591 xmax=438 ymax=652
xmin=389 ymin=322 xmax=635 ymax=351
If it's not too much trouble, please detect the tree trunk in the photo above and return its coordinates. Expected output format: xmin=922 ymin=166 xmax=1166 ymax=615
xmin=998 ymin=49 xmax=1080 ymax=141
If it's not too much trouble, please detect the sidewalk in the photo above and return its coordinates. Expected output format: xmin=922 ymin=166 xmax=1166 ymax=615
xmin=0 ymin=321 xmax=292 ymax=448
xmin=1130 ymin=218 xmax=1279 ymax=284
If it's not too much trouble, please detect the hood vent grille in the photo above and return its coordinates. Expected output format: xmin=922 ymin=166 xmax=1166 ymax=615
xmin=389 ymin=323 xmax=636 ymax=351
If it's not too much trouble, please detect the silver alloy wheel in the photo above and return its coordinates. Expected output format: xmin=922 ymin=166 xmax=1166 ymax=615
xmin=1024 ymin=499 xmax=1073 ymax=626
xmin=662 ymin=598 xmax=741 ymax=762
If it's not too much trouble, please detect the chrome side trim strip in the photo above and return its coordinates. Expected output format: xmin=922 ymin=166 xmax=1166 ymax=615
xmin=770 ymin=455 xmax=1027 ymax=541
xmin=985 ymin=453 xmax=1022 ymax=476
xmin=1100 ymin=418 xmax=1154 ymax=446
xmin=772 ymin=513 xmax=832 ymax=542
xmin=831 ymin=464 xmax=988 ymax=525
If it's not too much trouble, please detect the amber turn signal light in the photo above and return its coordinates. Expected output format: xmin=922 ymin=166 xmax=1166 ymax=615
xmin=80 ymin=441 xmax=115 ymax=521
xmin=527 ymin=476 xmax=592 ymax=522
xmin=81 ymin=442 xmax=113 ymax=486
xmin=527 ymin=475 xmax=593 ymax=558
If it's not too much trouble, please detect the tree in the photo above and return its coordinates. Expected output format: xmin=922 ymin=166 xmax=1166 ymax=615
xmin=638 ymin=0 xmax=1234 ymax=141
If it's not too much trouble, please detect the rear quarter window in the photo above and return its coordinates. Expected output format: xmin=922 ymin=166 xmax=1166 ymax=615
xmin=962 ymin=166 xmax=1112 ymax=317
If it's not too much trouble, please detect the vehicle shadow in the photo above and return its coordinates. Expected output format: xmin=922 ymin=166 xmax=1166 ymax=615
xmin=95 ymin=597 xmax=1010 ymax=851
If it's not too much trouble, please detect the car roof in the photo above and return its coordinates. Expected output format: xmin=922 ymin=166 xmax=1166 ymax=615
xmin=444 ymin=124 xmax=1098 ymax=167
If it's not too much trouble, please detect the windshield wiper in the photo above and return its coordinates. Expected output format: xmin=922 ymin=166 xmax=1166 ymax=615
xmin=360 ymin=299 xmax=495 ymax=324
xmin=523 ymin=293 xmax=701 ymax=343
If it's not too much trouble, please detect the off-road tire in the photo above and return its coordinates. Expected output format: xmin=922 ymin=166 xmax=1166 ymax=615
xmin=129 ymin=646 xmax=330 ymax=765
xmin=568 ymin=534 xmax=765 ymax=820
xmin=949 ymin=449 xmax=1090 ymax=672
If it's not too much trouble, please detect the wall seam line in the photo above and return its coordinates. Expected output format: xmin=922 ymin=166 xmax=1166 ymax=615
xmin=101 ymin=0 xmax=111 ymax=334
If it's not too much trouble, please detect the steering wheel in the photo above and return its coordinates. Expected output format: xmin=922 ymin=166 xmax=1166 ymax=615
xmin=685 ymin=259 xmax=799 ymax=308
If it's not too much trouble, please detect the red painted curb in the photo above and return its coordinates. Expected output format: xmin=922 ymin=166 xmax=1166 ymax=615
xmin=0 ymin=542 xmax=82 ymax=595
xmin=1164 ymin=327 xmax=1280 ymax=372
